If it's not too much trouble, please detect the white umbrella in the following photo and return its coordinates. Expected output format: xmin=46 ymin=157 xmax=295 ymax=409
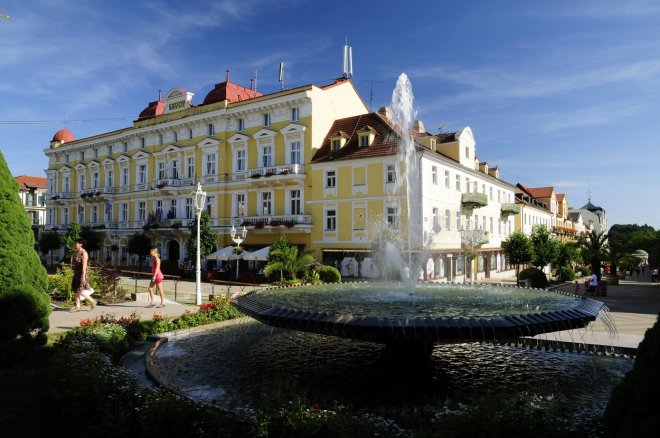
xmin=206 ymin=246 xmax=239 ymax=261
xmin=242 ymin=246 xmax=270 ymax=261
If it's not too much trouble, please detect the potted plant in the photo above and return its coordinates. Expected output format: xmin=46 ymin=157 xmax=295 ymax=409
xmin=284 ymin=220 xmax=296 ymax=228
xmin=255 ymin=221 xmax=265 ymax=229
xmin=264 ymin=171 xmax=274 ymax=177
xmin=269 ymin=220 xmax=281 ymax=227
xmin=250 ymin=173 xmax=262 ymax=179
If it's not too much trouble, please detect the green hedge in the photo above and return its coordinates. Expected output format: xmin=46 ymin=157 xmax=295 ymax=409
xmin=519 ymin=267 xmax=548 ymax=288
xmin=555 ymin=266 xmax=575 ymax=282
xmin=317 ymin=265 xmax=342 ymax=283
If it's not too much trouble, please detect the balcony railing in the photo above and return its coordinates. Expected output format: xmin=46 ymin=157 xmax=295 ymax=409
xmin=232 ymin=214 xmax=312 ymax=228
xmin=461 ymin=192 xmax=488 ymax=209
xmin=500 ymin=203 xmax=521 ymax=216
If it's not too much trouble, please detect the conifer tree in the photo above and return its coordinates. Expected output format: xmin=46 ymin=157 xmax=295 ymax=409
xmin=0 ymin=152 xmax=51 ymax=349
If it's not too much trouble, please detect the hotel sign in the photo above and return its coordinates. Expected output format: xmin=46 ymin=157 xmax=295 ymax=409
xmin=164 ymin=88 xmax=195 ymax=114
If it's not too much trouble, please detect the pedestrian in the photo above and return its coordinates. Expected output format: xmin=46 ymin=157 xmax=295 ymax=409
xmin=652 ymin=268 xmax=659 ymax=283
xmin=69 ymin=238 xmax=97 ymax=312
xmin=589 ymin=272 xmax=598 ymax=295
xmin=147 ymin=247 xmax=166 ymax=308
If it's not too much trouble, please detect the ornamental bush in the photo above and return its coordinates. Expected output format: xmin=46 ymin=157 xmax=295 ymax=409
xmin=0 ymin=152 xmax=50 ymax=355
xmin=317 ymin=265 xmax=342 ymax=283
xmin=518 ymin=267 xmax=548 ymax=288
xmin=555 ymin=266 xmax=575 ymax=282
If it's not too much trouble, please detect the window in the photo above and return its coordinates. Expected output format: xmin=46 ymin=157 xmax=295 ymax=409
xmin=290 ymin=141 xmax=301 ymax=164
xmin=185 ymin=198 xmax=193 ymax=219
xmin=122 ymin=142 xmax=128 ymax=153
xmin=173 ymin=131 xmax=178 ymax=142
xmin=465 ymin=146 xmax=469 ymax=159
xmin=456 ymin=211 xmax=461 ymax=230
xmin=455 ymin=174 xmax=461 ymax=191
xmin=169 ymin=200 xmax=177 ymax=218
xmin=235 ymin=193 xmax=246 ymax=216
xmin=78 ymin=205 xmax=85 ymax=223
xmin=475 ymin=214 xmax=479 ymax=229
xmin=359 ymin=135 xmax=369 ymax=147
xmin=188 ymin=128 xmax=193 ymax=140
xmin=92 ymin=172 xmax=99 ymax=188
xmin=121 ymin=168 xmax=129 ymax=187
xmin=63 ymin=176 xmax=70 ymax=193
xmin=78 ymin=174 xmax=85 ymax=191
xmin=206 ymin=195 xmax=214 ymax=216
xmin=235 ymin=149 xmax=246 ymax=172
xmin=497 ymin=190 xmax=501 ymax=203
xmin=432 ymin=207 xmax=439 ymax=228
xmin=138 ymin=164 xmax=146 ymax=184
xmin=291 ymin=107 xmax=300 ymax=121
xmin=63 ymin=208 xmax=69 ymax=225
xmin=386 ymin=206 xmax=398 ymax=229
xmin=65 ymin=154 xmax=69 ymax=164
xmin=445 ymin=170 xmax=450 ymax=188
xmin=105 ymin=203 xmax=113 ymax=222
xmin=141 ymin=138 xmax=146 ymax=149
xmin=482 ymin=184 xmax=486 ymax=194
xmin=482 ymin=215 xmax=487 ymax=230
xmin=490 ymin=217 xmax=494 ymax=233
xmin=208 ymin=123 xmax=214 ymax=136
xmin=326 ymin=170 xmax=336 ymax=188
xmin=262 ymin=146 xmax=272 ymax=167
xmin=138 ymin=201 xmax=146 ymax=221
xmin=445 ymin=209 xmax=451 ymax=230
xmin=489 ymin=187 xmax=493 ymax=200
xmin=432 ymin=166 xmax=438 ymax=184
xmin=261 ymin=192 xmax=272 ymax=215
xmin=466 ymin=177 xmax=471 ymax=193
xmin=237 ymin=118 xmax=245 ymax=131
xmin=171 ymin=160 xmax=179 ymax=179
xmin=386 ymin=164 xmax=396 ymax=184
xmin=158 ymin=134 xmax=163 ymax=145
xmin=106 ymin=169 xmax=113 ymax=187
xmin=205 ymin=154 xmax=216 ymax=175
xmin=94 ymin=149 xmax=98 ymax=159
xmin=91 ymin=205 xmax=98 ymax=223
xmin=47 ymin=209 xmax=53 ymax=225
xmin=79 ymin=151 xmax=84 ymax=161
xmin=120 ymin=203 xmax=128 ymax=222
xmin=325 ymin=209 xmax=336 ymax=231
xmin=331 ymin=139 xmax=341 ymax=151
xmin=187 ymin=157 xmax=194 ymax=178
xmin=290 ymin=189 xmax=301 ymax=214
xmin=263 ymin=113 xmax=271 ymax=127
xmin=108 ymin=145 xmax=113 ymax=155
xmin=158 ymin=162 xmax=165 ymax=180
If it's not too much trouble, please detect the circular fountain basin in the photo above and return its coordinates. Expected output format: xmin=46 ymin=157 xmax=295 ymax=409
xmin=232 ymin=282 xmax=604 ymax=345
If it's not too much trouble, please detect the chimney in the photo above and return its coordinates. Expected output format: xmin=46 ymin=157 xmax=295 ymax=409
xmin=378 ymin=106 xmax=392 ymax=119
xmin=413 ymin=120 xmax=425 ymax=134
xmin=225 ymin=69 xmax=230 ymax=83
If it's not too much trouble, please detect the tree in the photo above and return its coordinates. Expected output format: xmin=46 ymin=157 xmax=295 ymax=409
xmin=186 ymin=210 xmax=217 ymax=262
xmin=554 ymin=240 xmax=579 ymax=270
xmin=530 ymin=225 xmax=560 ymax=273
xmin=127 ymin=232 xmax=152 ymax=272
xmin=268 ymin=234 xmax=291 ymax=282
xmin=502 ymin=231 xmax=533 ymax=283
xmin=264 ymin=245 xmax=315 ymax=281
xmin=0 ymin=151 xmax=50 ymax=351
xmin=38 ymin=231 xmax=62 ymax=268
xmin=80 ymin=226 xmax=103 ymax=256
xmin=63 ymin=222 xmax=81 ymax=260
xmin=578 ymin=230 xmax=609 ymax=279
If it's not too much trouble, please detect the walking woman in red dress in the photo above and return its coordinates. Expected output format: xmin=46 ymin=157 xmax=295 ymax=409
xmin=147 ymin=247 xmax=165 ymax=307
xmin=70 ymin=238 xmax=97 ymax=312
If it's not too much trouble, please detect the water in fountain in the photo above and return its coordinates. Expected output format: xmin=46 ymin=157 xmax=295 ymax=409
xmin=381 ymin=72 xmax=428 ymax=292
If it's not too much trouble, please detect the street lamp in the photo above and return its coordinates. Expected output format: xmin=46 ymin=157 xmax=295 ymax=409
xmin=192 ymin=182 xmax=207 ymax=305
xmin=230 ymin=224 xmax=248 ymax=280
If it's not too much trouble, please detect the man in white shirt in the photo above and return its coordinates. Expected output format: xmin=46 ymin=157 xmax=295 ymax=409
xmin=589 ymin=273 xmax=598 ymax=294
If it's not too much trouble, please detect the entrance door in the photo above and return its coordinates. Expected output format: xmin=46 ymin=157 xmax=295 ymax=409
xmin=168 ymin=240 xmax=180 ymax=262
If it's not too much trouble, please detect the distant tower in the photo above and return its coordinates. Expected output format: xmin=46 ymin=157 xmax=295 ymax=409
xmin=343 ymin=40 xmax=353 ymax=79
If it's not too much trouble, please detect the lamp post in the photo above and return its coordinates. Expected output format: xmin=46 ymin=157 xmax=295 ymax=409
xmin=230 ymin=224 xmax=248 ymax=280
xmin=192 ymin=182 xmax=207 ymax=305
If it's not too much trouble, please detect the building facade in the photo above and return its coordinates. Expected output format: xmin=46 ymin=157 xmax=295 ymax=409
xmin=15 ymin=175 xmax=47 ymax=243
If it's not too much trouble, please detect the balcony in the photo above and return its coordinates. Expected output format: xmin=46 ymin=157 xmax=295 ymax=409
xmin=232 ymin=214 xmax=312 ymax=233
xmin=460 ymin=228 xmax=489 ymax=248
xmin=154 ymin=178 xmax=193 ymax=194
xmin=500 ymin=203 xmax=521 ymax=216
xmin=245 ymin=164 xmax=305 ymax=187
xmin=461 ymin=192 xmax=488 ymax=210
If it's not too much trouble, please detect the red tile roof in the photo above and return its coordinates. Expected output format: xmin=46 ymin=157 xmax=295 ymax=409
xmin=15 ymin=175 xmax=47 ymax=190
xmin=137 ymin=99 xmax=166 ymax=121
xmin=527 ymin=187 xmax=554 ymax=198
xmin=203 ymin=81 xmax=262 ymax=105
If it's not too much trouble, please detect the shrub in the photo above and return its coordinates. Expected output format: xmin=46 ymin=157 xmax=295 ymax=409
xmin=555 ymin=266 xmax=575 ymax=282
xmin=47 ymin=265 xmax=75 ymax=301
xmin=519 ymin=267 xmax=548 ymax=288
xmin=317 ymin=265 xmax=341 ymax=283
xmin=605 ymin=314 xmax=660 ymax=437
xmin=578 ymin=266 xmax=591 ymax=277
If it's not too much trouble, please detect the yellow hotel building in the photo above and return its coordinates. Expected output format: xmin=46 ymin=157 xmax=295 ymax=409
xmin=44 ymin=75 xmax=367 ymax=266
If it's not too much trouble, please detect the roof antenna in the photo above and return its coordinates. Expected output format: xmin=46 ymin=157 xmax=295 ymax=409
xmin=158 ymin=89 xmax=162 ymax=101
xmin=226 ymin=69 xmax=230 ymax=83
xmin=362 ymin=79 xmax=382 ymax=112
xmin=279 ymin=62 xmax=284 ymax=91
xmin=253 ymin=69 xmax=258 ymax=96
xmin=343 ymin=37 xmax=353 ymax=79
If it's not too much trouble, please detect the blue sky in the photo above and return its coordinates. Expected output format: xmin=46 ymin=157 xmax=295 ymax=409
xmin=2 ymin=0 xmax=660 ymax=228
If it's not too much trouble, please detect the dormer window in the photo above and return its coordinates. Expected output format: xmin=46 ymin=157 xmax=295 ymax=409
xmin=331 ymin=140 xmax=341 ymax=151
xmin=329 ymin=131 xmax=348 ymax=151
xmin=357 ymin=125 xmax=376 ymax=147
xmin=465 ymin=146 xmax=470 ymax=159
